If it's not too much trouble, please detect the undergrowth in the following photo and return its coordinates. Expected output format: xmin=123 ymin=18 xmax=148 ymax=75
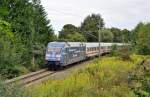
xmin=26 ymin=55 xmax=146 ymax=97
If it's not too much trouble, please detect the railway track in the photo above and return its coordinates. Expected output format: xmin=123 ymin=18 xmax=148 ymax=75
xmin=4 ymin=59 xmax=96 ymax=87
xmin=5 ymin=69 xmax=55 ymax=87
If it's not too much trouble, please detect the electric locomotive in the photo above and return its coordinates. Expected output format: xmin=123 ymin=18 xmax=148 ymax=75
xmin=45 ymin=42 xmax=86 ymax=69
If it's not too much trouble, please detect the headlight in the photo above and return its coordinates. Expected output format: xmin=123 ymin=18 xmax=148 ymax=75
xmin=57 ymin=57 xmax=61 ymax=61
xmin=56 ymin=55 xmax=61 ymax=57
xmin=47 ymin=48 xmax=51 ymax=52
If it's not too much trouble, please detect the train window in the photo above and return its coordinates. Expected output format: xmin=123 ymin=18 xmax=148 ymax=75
xmin=89 ymin=48 xmax=91 ymax=51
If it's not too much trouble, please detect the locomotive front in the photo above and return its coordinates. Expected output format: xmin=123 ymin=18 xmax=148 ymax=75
xmin=45 ymin=42 xmax=64 ymax=69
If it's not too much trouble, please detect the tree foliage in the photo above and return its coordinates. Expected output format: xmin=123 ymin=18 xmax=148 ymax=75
xmin=59 ymin=24 xmax=86 ymax=42
xmin=81 ymin=14 xmax=104 ymax=42
xmin=0 ymin=0 xmax=55 ymax=78
xmin=110 ymin=27 xmax=123 ymax=43
xmin=122 ymin=29 xmax=131 ymax=43
xmin=132 ymin=22 xmax=150 ymax=55
xmin=0 ymin=19 xmax=22 ymax=78
xmin=100 ymin=29 xmax=114 ymax=42
xmin=58 ymin=14 xmax=132 ymax=43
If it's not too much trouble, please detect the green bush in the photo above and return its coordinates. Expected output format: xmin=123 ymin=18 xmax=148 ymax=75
xmin=118 ymin=45 xmax=132 ymax=61
xmin=110 ymin=44 xmax=132 ymax=61
xmin=129 ymin=58 xmax=150 ymax=97
xmin=109 ymin=44 xmax=119 ymax=56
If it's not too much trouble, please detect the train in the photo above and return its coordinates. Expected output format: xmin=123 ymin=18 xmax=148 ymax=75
xmin=45 ymin=42 xmax=124 ymax=69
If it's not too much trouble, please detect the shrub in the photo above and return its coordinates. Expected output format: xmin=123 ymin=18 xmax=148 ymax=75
xmin=110 ymin=44 xmax=132 ymax=61
xmin=118 ymin=45 xmax=132 ymax=61
xmin=129 ymin=58 xmax=150 ymax=97
xmin=109 ymin=44 xmax=119 ymax=56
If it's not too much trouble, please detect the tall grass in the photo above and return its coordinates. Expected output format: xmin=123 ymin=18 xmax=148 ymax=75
xmin=27 ymin=55 xmax=144 ymax=97
xmin=0 ymin=79 xmax=33 ymax=97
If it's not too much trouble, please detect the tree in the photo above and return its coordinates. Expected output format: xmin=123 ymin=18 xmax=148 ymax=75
xmin=132 ymin=22 xmax=144 ymax=48
xmin=110 ymin=27 xmax=122 ymax=42
xmin=67 ymin=33 xmax=86 ymax=42
xmin=0 ymin=0 xmax=9 ymax=19
xmin=137 ymin=24 xmax=150 ymax=55
xmin=132 ymin=22 xmax=150 ymax=55
xmin=0 ymin=0 xmax=55 ymax=77
xmin=59 ymin=24 xmax=86 ymax=42
xmin=122 ymin=29 xmax=131 ymax=43
xmin=59 ymin=24 xmax=78 ymax=39
xmin=0 ymin=19 xmax=21 ymax=78
xmin=100 ymin=29 xmax=114 ymax=42
xmin=81 ymin=14 xmax=105 ymax=42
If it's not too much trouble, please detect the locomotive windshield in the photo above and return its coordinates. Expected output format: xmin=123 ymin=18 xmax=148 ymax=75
xmin=47 ymin=48 xmax=61 ymax=54
xmin=47 ymin=43 xmax=64 ymax=54
xmin=48 ymin=43 xmax=65 ymax=48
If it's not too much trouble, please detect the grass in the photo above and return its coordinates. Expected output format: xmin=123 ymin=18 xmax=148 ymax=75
xmin=0 ymin=81 xmax=28 ymax=97
xmin=25 ymin=54 xmax=146 ymax=97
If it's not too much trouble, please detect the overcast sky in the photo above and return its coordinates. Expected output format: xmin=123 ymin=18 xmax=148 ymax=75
xmin=41 ymin=0 xmax=150 ymax=34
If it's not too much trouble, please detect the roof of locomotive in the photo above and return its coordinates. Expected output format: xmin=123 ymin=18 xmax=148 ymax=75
xmin=48 ymin=42 xmax=86 ymax=48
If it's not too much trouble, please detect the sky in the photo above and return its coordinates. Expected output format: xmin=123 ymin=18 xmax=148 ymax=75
xmin=41 ymin=0 xmax=150 ymax=34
